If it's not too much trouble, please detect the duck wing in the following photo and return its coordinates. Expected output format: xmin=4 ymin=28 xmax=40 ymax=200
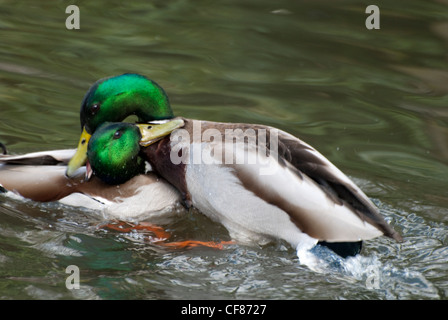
xmin=275 ymin=129 xmax=402 ymax=242
xmin=0 ymin=149 xmax=76 ymax=165
xmin=0 ymin=161 xmax=179 ymax=208
xmin=0 ymin=164 xmax=85 ymax=201
xmin=199 ymin=120 xmax=402 ymax=242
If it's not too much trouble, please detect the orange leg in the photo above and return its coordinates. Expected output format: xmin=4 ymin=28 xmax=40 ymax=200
xmin=158 ymin=240 xmax=235 ymax=250
xmin=99 ymin=220 xmax=234 ymax=250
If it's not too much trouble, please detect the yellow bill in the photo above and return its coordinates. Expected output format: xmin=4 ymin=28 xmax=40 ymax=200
xmin=66 ymin=127 xmax=91 ymax=177
xmin=137 ymin=118 xmax=185 ymax=147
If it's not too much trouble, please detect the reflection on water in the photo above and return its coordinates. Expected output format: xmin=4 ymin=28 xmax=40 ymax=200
xmin=0 ymin=0 xmax=447 ymax=299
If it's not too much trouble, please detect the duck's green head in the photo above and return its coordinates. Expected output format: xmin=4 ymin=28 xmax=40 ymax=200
xmin=67 ymin=74 xmax=174 ymax=177
xmin=81 ymin=74 xmax=173 ymax=133
xmin=87 ymin=122 xmax=145 ymax=185
xmin=87 ymin=119 xmax=185 ymax=185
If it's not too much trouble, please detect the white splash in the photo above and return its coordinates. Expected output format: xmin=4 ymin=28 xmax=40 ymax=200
xmin=296 ymin=243 xmax=439 ymax=298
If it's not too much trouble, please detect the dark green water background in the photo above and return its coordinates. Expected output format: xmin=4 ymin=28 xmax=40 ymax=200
xmin=0 ymin=0 xmax=447 ymax=299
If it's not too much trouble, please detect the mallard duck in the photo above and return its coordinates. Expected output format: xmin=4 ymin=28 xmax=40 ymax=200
xmin=86 ymin=119 xmax=403 ymax=258
xmin=0 ymin=148 xmax=181 ymax=220
xmin=0 ymin=74 xmax=182 ymax=219
xmin=0 ymin=74 xmax=232 ymax=249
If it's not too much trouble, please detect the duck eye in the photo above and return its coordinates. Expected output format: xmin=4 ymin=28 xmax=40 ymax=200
xmin=113 ymin=130 xmax=123 ymax=139
xmin=90 ymin=103 xmax=100 ymax=115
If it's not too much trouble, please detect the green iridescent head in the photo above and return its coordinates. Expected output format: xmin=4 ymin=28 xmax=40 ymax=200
xmin=67 ymin=73 xmax=174 ymax=178
xmin=87 ymin=122 xmax=145 ymax=185
xmin=86 ymin=119 xmax=185 ymax=185
xmin=80 ymin=73 xmax=174 ymax=134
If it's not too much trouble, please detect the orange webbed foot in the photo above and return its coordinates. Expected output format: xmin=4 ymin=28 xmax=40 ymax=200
xmin=98 ymin=220 xmax=234 ymax=250
xmin=158 ymin=240 xmax=235 ymax=250
xmin=99 ymin=220 xmax=171 ymax=240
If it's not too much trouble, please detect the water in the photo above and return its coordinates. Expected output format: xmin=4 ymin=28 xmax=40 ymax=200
xmin=0 ymin=0 xmax=447 ymax=300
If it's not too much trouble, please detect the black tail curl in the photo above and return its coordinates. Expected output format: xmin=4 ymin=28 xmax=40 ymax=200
xmin=318 ymin=241 xmax=363 ymax=258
